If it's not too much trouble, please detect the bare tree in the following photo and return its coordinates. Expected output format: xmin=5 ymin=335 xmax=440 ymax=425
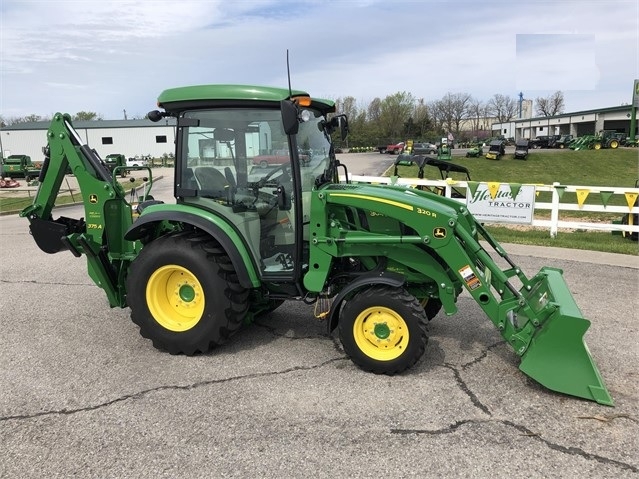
xmin=487 ymin=94 xmax=517 ymax=123
xmin=0 ymin=114 xmax=51 ymax=125
xmin=535 ymin=91 xmax=565 ymax=117
xmin=432 ymin=92 xmax=472 ymax=137
xmin=467 ymin=97 xmax=485 ymax=133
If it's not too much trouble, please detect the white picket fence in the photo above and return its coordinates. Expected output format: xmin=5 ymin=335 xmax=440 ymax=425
xmin=340 ymin=174 xmax=639 ymax=238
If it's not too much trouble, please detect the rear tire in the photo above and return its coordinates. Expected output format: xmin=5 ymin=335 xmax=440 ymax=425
xmin=339 ymin=285 xmax=428 ymax=375
xmin=421 ymin=297 xmax=442 ymax=321
xmin=126 ymin=231 xmax=249 ymax=354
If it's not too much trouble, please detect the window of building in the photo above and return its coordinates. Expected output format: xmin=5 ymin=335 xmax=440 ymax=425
xmin=101 ymin=137 xmax=113 ymax=145
xmin=156 ymin=135 xmax=167 ymax=143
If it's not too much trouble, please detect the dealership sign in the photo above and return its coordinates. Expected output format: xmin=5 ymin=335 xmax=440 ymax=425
xmin=465 ymin=182 xmax=536 ymax=224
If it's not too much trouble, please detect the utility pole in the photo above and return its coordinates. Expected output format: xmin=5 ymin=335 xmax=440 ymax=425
xmin=630 ymin=80 xmax=638 ymax=142
xmin=518 ymin=92 xmax=524 ymax=119
xmin=123 ymin=109 xmax=128 ymax=120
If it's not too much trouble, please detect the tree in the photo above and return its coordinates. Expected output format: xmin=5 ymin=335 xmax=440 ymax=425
xmin=378 ymin=91 xmax=415 ymax=141
xmin=412 ymin=99 xmax=433 ymax=138
xmin=431 ymin=92 xmax=472 ymax=138
xmin=535 ymin=91 xmax=565 ymax=117
xmin=487 ymin=94 xmax=517 ymax=123
xmin=73 ymin=111 xmax=102 ymax=121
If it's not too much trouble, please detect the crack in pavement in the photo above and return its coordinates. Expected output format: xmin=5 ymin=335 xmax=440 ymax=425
xmin=0 ymin=357 xmax=347 ymax=423
xmin=441 ymin=363 xmax=492 ymax=416
xmin=460 ymin=340 xmax=505 ymax=370
xmin=390 ymin=418 xmax=638 ymax=474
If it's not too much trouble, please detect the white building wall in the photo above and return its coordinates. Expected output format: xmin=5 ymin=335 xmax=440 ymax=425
xmin=83 ymin=126 xmax=175 ymax=159
xmin=1 ymin=129 xmax=49 ymax=161
xmin=1 ymin=124 xmax=176 ymax=162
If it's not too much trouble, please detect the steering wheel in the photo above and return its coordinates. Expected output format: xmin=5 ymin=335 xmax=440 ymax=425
xmin=258 ymin=163 xmax=291 ymax=188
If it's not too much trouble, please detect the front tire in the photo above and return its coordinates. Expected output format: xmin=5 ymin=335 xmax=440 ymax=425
xmin=126 ymin=231 xmax=249 ymax=354
xmin=339 ymin=285 xmax=428 ymax=375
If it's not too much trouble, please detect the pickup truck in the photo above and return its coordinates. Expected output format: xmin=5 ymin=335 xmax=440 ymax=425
xmin=104 ymin=154 xmax=128 ymax=177
xmin=377 ymin=142 xmax=405 ymax=154
xmin=1 ymin=155 xmax=41 ymax=181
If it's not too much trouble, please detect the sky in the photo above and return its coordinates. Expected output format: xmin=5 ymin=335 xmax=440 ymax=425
xmin=1 ymin=0 xmax=638 ymax=121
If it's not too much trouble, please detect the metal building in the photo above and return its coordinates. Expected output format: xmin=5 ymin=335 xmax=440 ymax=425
xmin=0 ymin=118 xmax=177 ymax=161
xmin=491 ymin=105 xmax=635 ymax=140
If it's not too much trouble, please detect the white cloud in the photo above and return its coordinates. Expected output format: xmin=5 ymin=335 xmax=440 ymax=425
xmin=1 ymin=0 xmax=637 ymax=119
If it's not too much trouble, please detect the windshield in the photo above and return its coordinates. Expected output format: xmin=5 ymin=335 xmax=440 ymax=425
xmin=296 ymin=107 xmax=332 ymax=192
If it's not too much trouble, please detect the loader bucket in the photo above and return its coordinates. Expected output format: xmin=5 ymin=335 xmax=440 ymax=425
xmin=518 ymin=267 xmax=614 ymax=406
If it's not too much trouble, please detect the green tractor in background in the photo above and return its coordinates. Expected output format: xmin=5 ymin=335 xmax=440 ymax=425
xmin=571 ymin=130 xmax=623 ymax=150
xmin=20 ymin=84 xmax=613 ymax=406
xmin=465 ymin=143 xmax=484 ymax=158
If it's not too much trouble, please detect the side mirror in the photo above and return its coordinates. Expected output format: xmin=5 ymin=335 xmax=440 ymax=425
xmin=214 ymin=128 xmax=235 ymax=142
xmin=339 ymin=116 xmax=349 ymax=141
xmin=147 ymin=110 xmax=165 ymax=122
xmin=281 ymin=100 xmax=299 ymax=135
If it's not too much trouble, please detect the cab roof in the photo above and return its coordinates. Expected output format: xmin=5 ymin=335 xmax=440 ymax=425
xmin=157 ymin=84 xmax=335 ymax=114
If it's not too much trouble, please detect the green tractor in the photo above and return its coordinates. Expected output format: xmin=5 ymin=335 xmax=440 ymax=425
xmin=594 ymin=130 xmax=622 ymax=149
xmin=20 ymin=84 xmax=612 ymax=405
xmin=465 ymin=143 xmax=483 ymax=158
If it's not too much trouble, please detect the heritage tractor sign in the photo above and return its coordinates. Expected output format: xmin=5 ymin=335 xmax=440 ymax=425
xmin=466 ymin=182 xmax=536 ymax=224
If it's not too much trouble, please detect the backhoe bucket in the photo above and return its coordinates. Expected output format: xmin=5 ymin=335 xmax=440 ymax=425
xmin=518 ymin=267 xmax=613 ymax=406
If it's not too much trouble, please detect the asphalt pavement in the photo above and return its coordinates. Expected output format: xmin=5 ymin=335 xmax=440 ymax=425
xmin=0 ymin=154 xmax=638 ymax=478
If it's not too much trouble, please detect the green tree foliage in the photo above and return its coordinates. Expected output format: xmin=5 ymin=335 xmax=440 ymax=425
xmin=73 ymin=111 xmax=103 ymax=121
xmin=379 ymin=92 xmax=415 ymax=141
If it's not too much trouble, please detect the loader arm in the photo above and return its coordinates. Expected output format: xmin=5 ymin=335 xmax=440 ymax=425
xmin=20 ymin=113 xmax=141 ymax=307
xmin=305 ymin=182 xmax=613 ymax=406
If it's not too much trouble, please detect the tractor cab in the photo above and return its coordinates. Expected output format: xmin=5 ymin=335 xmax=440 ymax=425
xmin=148 ymin=86 xmax=345 ymax=289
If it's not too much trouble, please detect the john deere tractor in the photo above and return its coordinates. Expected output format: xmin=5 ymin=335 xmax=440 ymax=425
xmin=21 ymin=84 xmax=612 ymax=405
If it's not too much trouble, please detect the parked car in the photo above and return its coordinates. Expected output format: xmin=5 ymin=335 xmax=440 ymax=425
xmin=384 ymin=142 xmax=405 ymax=155
xmin=530 ymin=135 xmax=561 ymax=149
xmin=127 ymin=157 xmax=148 ymax=168
xmin=412 ymin=142 xmax=437 ymax=155
xmin=252 ymin=153 xmax=309 ymax=168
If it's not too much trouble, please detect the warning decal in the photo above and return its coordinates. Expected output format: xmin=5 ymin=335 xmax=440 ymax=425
xmin=459 ymin=265 xmax=481 ymax=290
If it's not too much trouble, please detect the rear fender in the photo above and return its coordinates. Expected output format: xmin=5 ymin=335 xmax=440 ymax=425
xmin=326 ymin=270 xmax=405 ymax=332
xmin=124 ymin=204 xmax=261 ymax=289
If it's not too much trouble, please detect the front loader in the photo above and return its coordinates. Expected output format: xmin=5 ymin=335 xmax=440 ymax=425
xmin=21 ymin=84 xmax=613 ymax=405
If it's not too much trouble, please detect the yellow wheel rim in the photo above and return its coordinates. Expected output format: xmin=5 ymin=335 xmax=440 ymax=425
xmin=594 ymin=143 xmax=601 ymax=150
xmin=352 ymin=306 xmax=409 ymax=361
xmin=146 ymin=264 xmax=205 ymax=332
xmin=610 ymin=140 xmax=619 ymax=149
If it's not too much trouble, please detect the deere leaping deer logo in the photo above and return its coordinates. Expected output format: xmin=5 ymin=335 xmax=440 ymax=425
xmin=89 ymin=194 xmax=98 ymax=204
xmin=433 ymin=227 xmax=447 ymax=239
